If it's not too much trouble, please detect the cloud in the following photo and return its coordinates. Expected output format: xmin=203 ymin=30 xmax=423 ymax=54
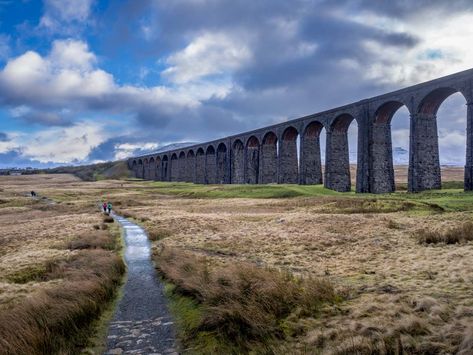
xmin=0 ymin=132 xmax=8 ymax=141
xmin=163 ymin=32 xmax=252 ymax=84
xmin=39 ymin=0 xmax=95 ymax=33
xmin=3 ymin=0 xmax=473 ymax=167
xmin=0 ymin=121 xmax=108 ymax=163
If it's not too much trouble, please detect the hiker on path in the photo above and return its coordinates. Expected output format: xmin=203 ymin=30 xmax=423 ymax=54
xmin=107 ymin=202 xmax=112 ymax=214
xmin=102 ymin=202 xmax=107 ymax=213
xmin=30 ymin=191 xmax=36 ymax=197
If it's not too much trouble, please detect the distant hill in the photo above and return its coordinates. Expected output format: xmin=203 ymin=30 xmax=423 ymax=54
xmin=43 ymin=160 xmax=133 ymax=181
xmin=40 ymin=142 xmax=198 ymax=181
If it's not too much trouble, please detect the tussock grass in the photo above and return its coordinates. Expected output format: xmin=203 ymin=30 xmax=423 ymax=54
xmin=103 ymin=216 xmax=114 ymax=223
xmin=148 ymin=227 xmax=172 ymax=241
xmin=154 ymin=246 xmax=338 ymax=353
xmin=66 ymin=230 xmax=117 ymax=250
xmin=417 ymin=222 xmax=473 ymax=244
xmin=0 ymin=250 xmax=125 ymax=355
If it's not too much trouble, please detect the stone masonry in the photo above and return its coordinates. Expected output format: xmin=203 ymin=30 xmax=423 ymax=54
xmin=129 ymin=69 xmax=473 ymax=193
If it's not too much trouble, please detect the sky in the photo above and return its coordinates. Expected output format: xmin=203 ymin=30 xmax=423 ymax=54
xmin=0 ymin=0 xmax=472 ymax=168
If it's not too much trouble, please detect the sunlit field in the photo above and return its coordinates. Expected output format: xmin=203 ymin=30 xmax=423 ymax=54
xmin=1 ymin=171 xmax=473 ymax=354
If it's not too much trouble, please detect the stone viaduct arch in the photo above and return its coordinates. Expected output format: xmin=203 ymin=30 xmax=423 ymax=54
xmin=129 ymin=69 xmax=473 ymax=193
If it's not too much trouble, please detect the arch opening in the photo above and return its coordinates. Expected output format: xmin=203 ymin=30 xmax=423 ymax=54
xmin=410 ymin=88 xmax=467 ymax=191
xmin=371 ymin=101 xmax=409 ymax=193
xmin=170 ymin=153 xmax=179 ymax=181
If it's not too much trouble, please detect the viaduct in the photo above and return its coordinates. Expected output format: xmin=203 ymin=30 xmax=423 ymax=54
xmin=128 ymin=68 xmax=473 ymax=193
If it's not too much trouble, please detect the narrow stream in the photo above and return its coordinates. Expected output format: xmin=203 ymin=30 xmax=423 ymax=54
xmin=105 ymin=215 xmax=177 ymax=355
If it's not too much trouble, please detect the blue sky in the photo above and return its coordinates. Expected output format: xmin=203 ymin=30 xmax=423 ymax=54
xmin=0 ymin=0 xmax=472 ymax=168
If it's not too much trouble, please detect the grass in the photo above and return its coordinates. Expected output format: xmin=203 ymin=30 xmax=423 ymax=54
xmin=153 ymin=246 xmax=338 ymax=353
xmin=417 ymin=222 xmax=473 ymax=244
xmin=0 ymin=174 xmax=126 ymax=354
xmin=0 ymin=245 xmax=125 ymax=355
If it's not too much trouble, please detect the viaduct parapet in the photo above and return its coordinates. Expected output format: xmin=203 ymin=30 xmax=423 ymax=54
xmin=128 ymin=68 xmax=473 ymax=193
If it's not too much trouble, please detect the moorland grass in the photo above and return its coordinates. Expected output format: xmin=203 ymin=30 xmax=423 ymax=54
xmin=153 ymin=245 xmax=338 ymax=354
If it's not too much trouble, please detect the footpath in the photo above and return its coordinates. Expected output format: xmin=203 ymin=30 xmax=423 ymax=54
xmin=105 ymin=215 xmax=177 ymax=355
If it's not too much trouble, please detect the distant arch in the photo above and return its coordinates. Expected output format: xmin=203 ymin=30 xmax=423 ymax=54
xmin=246 ymin=136 xmax=260 ymax=184
xmin=216 ymin=143 xmax=228 ymax=184
xmin=261 ymin=132 xmax=278 ymax=183
xmin=418 ymin=87 xmax=465 ymax=115
xmin=279 ymin=126 xmax=299 ymax=184
xmin=232 ymin=139 xmax=245 ymax=184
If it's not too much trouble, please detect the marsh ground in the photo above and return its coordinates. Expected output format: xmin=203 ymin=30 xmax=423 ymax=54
xmin=1 ymin=169 xmax=473 ymax=354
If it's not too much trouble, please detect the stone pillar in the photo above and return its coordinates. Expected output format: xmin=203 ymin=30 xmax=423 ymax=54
xmin=300 ymin=134 xmax=322 ymax=185
xmin=246 ymin=146 xmax=259 ymax=184
xmin=408 ymin=113 xmax=441 ymax=192
xmin=186 ymin=155 xmax=195 ymax=183
xmin=231 ymin=144 xmax=245 ymax=184
xmin=465 ymin=102 xmax=473 ymax=191
xmin=206 ymin=153 xmax=217 ymax=184
xmin=325 ymin=130 xmax=351 ymax=192
xmin=170 ymin=159 xmax=179 ymax=181
xmin=195 ymin=154 xmax=205 ymax=184
xmin=260 ymin=142 xmax=278 ymax=183
xmin=216 ymin=149 xmax=228 ymax=184
xmin=278 ymin=138 xmax=298 ymax=184
xmin=370 ymin=122 xmax=395 ymax=193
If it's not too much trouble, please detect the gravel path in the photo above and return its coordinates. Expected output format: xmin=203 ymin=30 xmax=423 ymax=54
xmin=105 ymin=215 xmax=177 ymax=355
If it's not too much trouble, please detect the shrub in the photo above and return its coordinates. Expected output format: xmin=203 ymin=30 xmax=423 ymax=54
xmin=0 ymin=250 xmax=125 ymax=355
xmin=154 ymin=246 xmax=338 ymax=352
xmin=103 ymin=216 xmax=114 ymax=224
xmin=417 ymin=222 xmax=473 ymax=245
xmin=148 ymin=228 xmax=172 ymax=241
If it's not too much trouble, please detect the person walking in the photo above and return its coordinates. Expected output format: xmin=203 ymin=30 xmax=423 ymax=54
xmin=102 ymin=202 xmax=107 ymax=213
xmin=107 ymin=202 xmax=112 ymax=214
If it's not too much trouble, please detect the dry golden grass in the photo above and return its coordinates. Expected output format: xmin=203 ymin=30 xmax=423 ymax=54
xmin=0 ymin=174 xmax=125 ymax=354
xmin=2 ymin=172 xmax=473 ymax=354
xmin=109 ymin=175 xmax=473 ymax=354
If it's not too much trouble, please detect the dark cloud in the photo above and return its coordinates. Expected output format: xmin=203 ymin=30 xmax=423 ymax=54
xmin=19 ymin=111 xmax=73 ymax=126
xmin=0 ymin=132 xmax=8 ymax=141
